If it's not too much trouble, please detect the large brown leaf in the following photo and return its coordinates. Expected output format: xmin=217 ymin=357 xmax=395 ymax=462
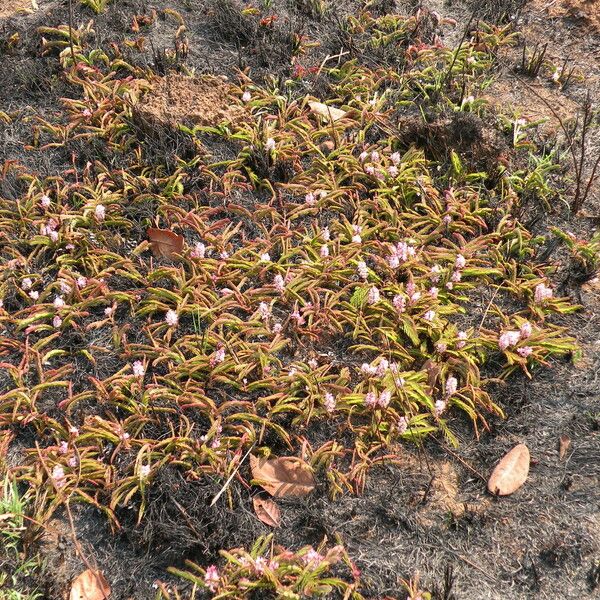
xmin=147 ymin=227 xmax=184 ymax=259
xmin=487 ymin=443 xmax=530 ymax=496
xmin=250 ymin=455 xmax=316 ymax=498
xmin=69 ymin=569 xmax=111 ymax=600
xmin=252 ymin=496 xmax=281 ymax=527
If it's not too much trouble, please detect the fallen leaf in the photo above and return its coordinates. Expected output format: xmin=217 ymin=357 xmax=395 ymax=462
xmin=70 ymin=569 xmax=111 ymax=600
xmin=147 ymin=228 xmax=184 ymax=259
xmin=487 ymin=443 xmax=530 ymax=496
xmin=250 ymin=455 xmax=316 ymax=498
xmin=558 ymin=435 xmax=571 ymax=460
xmin=308 ymin=101 xmax=347 ymax=122
xmin=252 ymin=496 xmax=281 ymax=527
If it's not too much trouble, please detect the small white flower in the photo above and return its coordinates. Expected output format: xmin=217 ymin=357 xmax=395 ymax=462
xmin=265 ymin=137 xmax=276 ymax=152
xmin=397 ymin=416 xmax=409 ymax=434
xmin=41 ymin=194 xmax=51 ymax=208
xmin=53 ymin=296 xmax=65 ymax=309
xmin=356 ymin=260 xmax=369 ymax=281
xmin=29 ymin=291 xmax=39 ymax=300
xmin=534 ymin=282 xmax=553 ymax=304
xmin=274 ymin=274 xmax=285 ymax=293
xmin=434 ymin=399 xmax=447 ymax=417
xmin=139 ymin=464 xmax=151 ymax=479
xmin=21 ymin=278 xmax=33 ymax=291
xmin=104 ymin=306 xmax=114 ymax=317
xmin=52 ymin=465 xmax=66 ymax=488
xmin=242 ymin=90 xmax=251 ymax=102
xmin=368 ymin=286 xmax=380 ymax=305
xmin=260 ymin=252 xmax=271 ymax=262
xmin=76 ymin=276 xmax=88 ymax=289
xmin=324 ymin=392 xmax=336 ymax=413
xmin=424 ymin=310 xmax=436 ymax=322
xmin=388 ymin=165 xmax=398 ymax=177
xmin=371 ymin=151 xmax=380 ymax=162
xmin=498 ymin=330 xmax=521 ymax=350
xmin=520 ymin=321 xmax=532 ymax=339
xmin=53 ymin=315 xmax=62 ymax=328
xmin=378 ymin=389 xmax=391 ymax=408
xmin=258 ymin=301 xmax=271 ymax=320
xmin=321 ymin=227 xmax=330 ymax=241
xmin=320 ymin=244 xmax=329 ymax=258
xmin=359 ymin=151 xmax=368 ymax=162
xmin=445 ymin=375 xmax=458 ymax=397
xmin=390 ymin=152 xmax=401 ymax=165
xmin=132 ymin=361 xmax=145 ymax=377
xmin=305 ymin=192 xmax=316 ymax=206
xmin=455 ymin=254 xmax=466 ymax=269
xmin=95 ymin=204 xmax=106 ymax=222
xmin=191 ymin=242 xmax=206 ymax=259
xmin=165 ymin=309 xmax=178 ymax=327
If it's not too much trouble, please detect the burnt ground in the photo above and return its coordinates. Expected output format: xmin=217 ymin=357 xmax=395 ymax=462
xmin=1 ymin=0 xmax=599 ymax=599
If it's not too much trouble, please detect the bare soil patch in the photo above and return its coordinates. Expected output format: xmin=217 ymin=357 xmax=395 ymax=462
xmin=134 ymin=74 xmax=246 ymax=130
xmin=0 ymin=0 xmax=36 ymax=19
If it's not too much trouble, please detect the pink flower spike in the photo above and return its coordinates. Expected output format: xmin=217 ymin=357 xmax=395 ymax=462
xmin=393 ymin=294 xmax=406 ymax=313
xmin=434 ymin=399 xmax=447 ymax=417
xmin=455 ymin=254 xmax=466 ymax=269
xmin=204 ymin=565 xmax=220 ymax=592
xmin=305 ymin=192 xmax=316 ymax=206
xmin=76 ymin=276 xmax=88 ymax=289
xmin=534 ymin=282 xmax=553 ymax=304
xmin=357 ymin=261 xmax=368 ymax=280
xmin=265 ymin=138 xmax=276 ymax=152
xmin=29 ymin=291 xmax=39 ymax=300
xmin=390 ymin=151 xmax=401 ymax=165
xmin=397 ymin=416 xmax=409 ymax=434
xmin=190 ymin=242 xmax=206 ymax=259
xmin=132 ymin=361 xmax=145 ymax=377
xmin=378 ymin=389 xmax=391 ymax=408
xmin=367 ymin=286 xmax=380 ymax=305
xmin=94 ymin=204 xmax=105 ymax=222
xmin=274 ymin=274 xmax=285 ymax=294
xmin=517 ymin=346 xmax=533 ymax=358
xmin=53 ymin=296 xmax=65 ymax=309
xmin=364 ymin=392 xmax=378 ymax=407
xmin=242 ymin=91 xmax=251 ymax=102
xmin=53 ymin=315 xmax=63 ymax=328
xmin=445 ymin=375 xmax=458 ymax=397
xmin=324 ymin=392 xmax=336 ymax=413
xmin=21 ymin=278 xmax=33 ymax=291
xmin=520 ymin=321 xmax=532 ymax=339
xmin=498 ymin=330 xmax=521 ymax=350
xmin=320 ymin=244 xmax=329 ymax=258
xmin=424 ymin=310 xmax=436 ymax=322
xmin=51 ymin=465 xmax=66 ymax=489
xmin=41 ymin=194 xmax=51 ymax=208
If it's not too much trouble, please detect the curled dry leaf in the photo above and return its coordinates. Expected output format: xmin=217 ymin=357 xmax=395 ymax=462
xmin=147 ymin=228 xmax=184 ymax=260
xmin=252 ymin=496 xmax=281 ymax=527
xmin=70 ymin=569 xmax=111 ymax=600
xmin=250 ymin=455 xmax=316 ymax=498
xmin=487 ymin=443 xmax=530 ymax=496
xmin=308 ymin=101 xmax=347 ymax=122
xmin=558 ymin=435 xmax=571 ymax=460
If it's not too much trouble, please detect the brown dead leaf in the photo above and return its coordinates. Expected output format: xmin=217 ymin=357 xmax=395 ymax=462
xmin=70 ymin=569 xmax=111 ymax=600
xmin=252 ymin=496 xmax=281 ymax=527
xmin=308 ymin=101 xmax=347 ymax=122
xmin=147 ymin=228 xmax=184 ymax=259
xmin=487 ymin=443 xmax=530 ymax=496
xmin=250 ymin=455 xmax=316 ymax=498
xmin=558 ymin=435 xmax=572 ymax=460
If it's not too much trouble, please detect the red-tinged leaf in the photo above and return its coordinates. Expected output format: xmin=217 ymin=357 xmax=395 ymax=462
xmin=69 ymin=569 xmax=111 ymax=600
xmin=252 ymin=496 xmax=281 ymax=527
xmin=147 ymin=227 xmax=184 ymax=259
xmin=250 ymin=455 xmax=316 ymax=498
xmin=487 ymin=443 xmax=530 ymax=496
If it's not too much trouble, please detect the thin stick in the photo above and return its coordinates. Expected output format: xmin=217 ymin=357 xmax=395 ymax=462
xmin=68 ymin=0 xmax=76 ymax=65
xmin=210 ymin=443 xmax=255 ymax=506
